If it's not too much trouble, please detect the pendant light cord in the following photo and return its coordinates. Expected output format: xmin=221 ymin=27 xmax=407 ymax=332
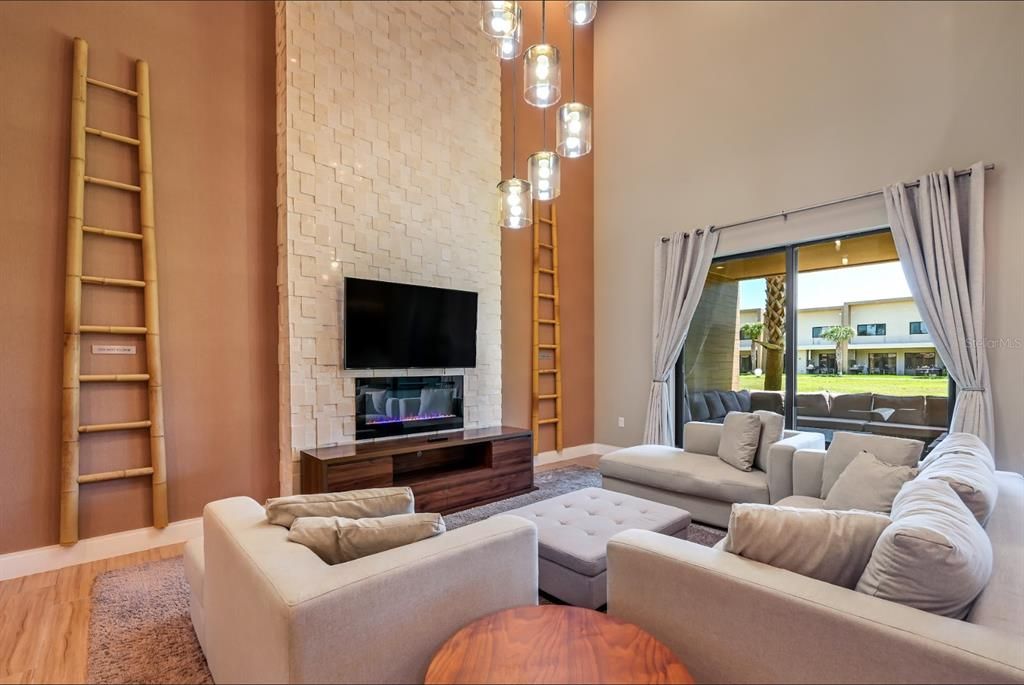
xmin=571 ymin=19 xmax=576 ymax=101
xmin=512 ymin=56 xmax=518 ymax=177
xmin=541 ymin=0 xmax=547 ymax=148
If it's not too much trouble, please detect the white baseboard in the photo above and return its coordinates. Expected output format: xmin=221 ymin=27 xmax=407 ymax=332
xmin=535 ymin=442 xmax=621 ymax=466
xmin=0 ymin=517 xmax=203 ymax=582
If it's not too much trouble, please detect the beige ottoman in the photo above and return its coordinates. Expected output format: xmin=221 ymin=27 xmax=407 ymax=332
xmin=504 ymin=487 xmax=691 ymax=608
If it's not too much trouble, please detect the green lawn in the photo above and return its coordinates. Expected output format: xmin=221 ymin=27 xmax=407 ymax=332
xmin=737 ymin=374 xmax=949 ymax=396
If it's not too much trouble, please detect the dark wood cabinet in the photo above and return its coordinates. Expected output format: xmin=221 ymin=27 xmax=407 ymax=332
xmin=300 ymin=426 xmax=534 ymax=514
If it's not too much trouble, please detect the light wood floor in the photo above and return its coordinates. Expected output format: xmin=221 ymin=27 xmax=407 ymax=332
xmin=0 ymin=457 xmax=598 ymax=684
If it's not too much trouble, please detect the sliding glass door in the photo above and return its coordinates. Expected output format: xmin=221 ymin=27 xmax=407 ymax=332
xmin=677 ymin=229 xmax=952 ymax=449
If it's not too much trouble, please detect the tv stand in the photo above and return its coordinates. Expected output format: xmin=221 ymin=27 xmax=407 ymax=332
xmin=300 ymin=427 xmax=534 ymax=514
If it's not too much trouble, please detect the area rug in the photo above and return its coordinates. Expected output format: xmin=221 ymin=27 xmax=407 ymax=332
xmin=86 ymin=465 xmax=724 ymax=683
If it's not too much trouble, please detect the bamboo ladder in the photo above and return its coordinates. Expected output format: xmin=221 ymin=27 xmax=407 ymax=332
xmin=531 ymin=200 xmax=563 ymax=455
xmin=60 ymin=37 xmax=167 ymax=545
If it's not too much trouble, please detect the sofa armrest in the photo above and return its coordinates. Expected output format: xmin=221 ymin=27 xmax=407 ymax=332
xmin=607 ymin=530 xmax=1024 ymax=684
xmin=683 ymin=421 xmax=723 ymax=455
xmin=765 ymin=432 xmax=825 ymax=503
xmin=793 ymin=447 xmax=826 ymax=497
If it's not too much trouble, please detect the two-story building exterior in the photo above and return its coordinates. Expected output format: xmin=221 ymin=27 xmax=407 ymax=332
xmin=739 ymin=297 xmax=944 ymax=376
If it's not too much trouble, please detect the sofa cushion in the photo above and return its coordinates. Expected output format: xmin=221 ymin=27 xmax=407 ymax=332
xmin=795 ymin=392 xmax=830 ymax=418
xmin=920 ymin=432 xmax=995 ymax=472
xmin=918 ymin=433 xmax=998 ymax=524
xmin=718 ymin=412 xmax=763 ymax=472
xmin=871 ymin=394 xmax=927 ymax=426
xmin=184 ymin=537 xmax=205 ymax=607
xmin=967 ymin=472 xmax=1024 ymax=636
xmin=821 ymin=432 xmax=923 ymax=498
xmin=704 ymin=391 xmax=726 ymax=420
xmin=600 ymin=445 xmax=770 ymax=504
xmin=287 ymin=513 xmax=445 ymax=565
xmin=265 ymin=487 xmax=415 ymax=528
xmin=688 ymin=392 xmax=711 ymax=422
xmin=750 ymin=391 xmax=784 ymax=414
xmin=718 ymin=391 xmax=742 ymax=413
xmin=776 ymin=495 xmax=826 ymax=509
xmin=829 ymin=392 xmax=873 ymax=420
xmin=725 ymin=503 xmax=890 ymax=588
xmin=736 ymin=389 xmax=752 ymax=412
xmin=753 ymin=410 xmax=785 ymax=473
xmin=823 ymin=451 xmax=917 ymax=514
xmin=924 ymin=395 xmax=949 ymax=429
xmin=856 ymin=478 xmax=992 ymax=619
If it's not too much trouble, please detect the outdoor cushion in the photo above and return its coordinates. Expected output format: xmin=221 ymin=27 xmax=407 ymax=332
xmin=829 ymin=392 xmax=874 ymax=420
xmin=718 ymin=391 xmax=742 ymax=413
xmin=704 ymin=391 xmax=726 ymax=419
xmin=796 ymin=416 xmax=868 ymax=432
xmin=821 ymin=432 xmax=923 ymax=498
xmin=925 ymin=395 xmax=949 ymax=428
xmin=688 ymin=392 xmax=711 ymax=422
xmin=736 ymin=389 xmax=752 ymax=412
xmin=600 ymin=445 xmax=770 ymax=504
xmin=750 ymin=391 xmax=784 ymax=414
xmin=795 ymin=392 xmax=830 ymax=418
xmin=865 ymin=422 xmax=947 ymax=442
xmin=872 ymin=394 xmax=927 ymax=426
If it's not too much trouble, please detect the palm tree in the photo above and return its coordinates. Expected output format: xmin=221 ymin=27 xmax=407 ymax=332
xmin=761 ymin=275 xmax=785 ymax=390
xmin=821 ymin=325 xmax=855 ymax=374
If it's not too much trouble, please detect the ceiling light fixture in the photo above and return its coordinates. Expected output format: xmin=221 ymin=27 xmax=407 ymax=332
xmin=499 ymin=57 xmax=532 ymax=229
xmin=524 ymin=1 xmax=560 ymax=107
xmin=566 ymin=0 xmax=597 ymax=26
xmin=555 ymin=20 xmax=592 ymax=158
xmin=495 ymin=2 xmax=524 ymax=59
xmin=481 ymin=1 xmax=518 ymax=39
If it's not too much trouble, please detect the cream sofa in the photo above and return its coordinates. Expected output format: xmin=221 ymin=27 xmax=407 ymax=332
xmin=599 ymin=421 xmax=825 ymax=527
xmin=605 ymin=442 xmax=1024 ymax=683
xmin=184 ymin=496 xmax=538 ymax=684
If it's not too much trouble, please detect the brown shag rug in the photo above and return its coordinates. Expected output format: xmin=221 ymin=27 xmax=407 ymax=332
xmin=87 ymin=465 xmax=725 ymax=683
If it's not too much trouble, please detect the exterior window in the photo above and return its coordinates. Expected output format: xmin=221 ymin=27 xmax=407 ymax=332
xmin=868 ymin=352 xmax=897 ymax=374
xmin=910 ymin=321 xmax=928 ymax=335
xmin=811 ymin=326 xmax=826 ymax=338
xmin=739 ymin=329 xmax=751 ymax=340
xmin=857 ymin=323 xmax=886 ymax=336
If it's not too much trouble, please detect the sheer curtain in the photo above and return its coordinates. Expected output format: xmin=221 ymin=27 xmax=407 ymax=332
xmin=883 ymin=161 xmax=994 ymax=447
xmin=643 ymin=228 xmax=719 ymax=445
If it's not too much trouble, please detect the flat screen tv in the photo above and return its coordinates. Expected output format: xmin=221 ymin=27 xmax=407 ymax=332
xmin=344 ymin=278 xmax=478 ymax=369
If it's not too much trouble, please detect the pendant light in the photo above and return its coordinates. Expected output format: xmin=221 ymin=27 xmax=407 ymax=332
xmin=528 ymin=106 xmax=561 ymax=201
xmin=495 ymin=2 xmax=524 ymax=59
xmin=499 ymin=58 xmax=532 ymax=229
xmin=555 ymin=21 xmax=592 ymax=157
xmin=524 ymin=1 xmax=560 ymax=108
xmin=480 ymin=1 xmax=518 ymax=39
xmin=566 ymin=0 xmax=597 ymax=26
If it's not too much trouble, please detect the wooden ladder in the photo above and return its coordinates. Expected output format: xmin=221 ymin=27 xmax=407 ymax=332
xmin=60 ymin=37 xmax=167 ymax=545
xmin=531 ymin=200 xmax=563 ymax=455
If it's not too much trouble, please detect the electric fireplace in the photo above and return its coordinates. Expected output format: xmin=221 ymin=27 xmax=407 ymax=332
xmin=355 ymin=375 xmax=464 ymax=440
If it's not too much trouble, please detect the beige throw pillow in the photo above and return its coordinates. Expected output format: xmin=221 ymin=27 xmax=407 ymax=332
xmin=823 ymin=451 xmax=917 ymax=514
xmin=265 ymin=487 xmax=415 ymax=527
xmin=753 ymin=410 xmax=785 ymax=473
xmin=718 ymin=412 xmax=762 ymax=471
xmin=918 ymin=448 xmax=999 ymax=525
xmin=287 ymin=513 xmax=446 ymax=565
xmin=724 ymin=503 xmax=890 ymax=588
xmin=821 ymin=432 xmax=923 ymax=498
xmin=856 ymin=478 xmax=993 ymax=619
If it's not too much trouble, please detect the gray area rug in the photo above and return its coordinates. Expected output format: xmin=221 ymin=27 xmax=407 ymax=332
xmin=86 ymin=466 xmax=724 ymax=683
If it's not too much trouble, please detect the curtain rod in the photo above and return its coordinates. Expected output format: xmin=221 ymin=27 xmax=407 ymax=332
xmin=660 ymin=163 xmax=995 ymax=242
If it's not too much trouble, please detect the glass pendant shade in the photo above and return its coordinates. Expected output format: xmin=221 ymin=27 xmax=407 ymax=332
xmin=499 ymin=178 xmax=532 ymax=229
xmin=480 ymin=1 xmax=518 ymax=39
xmin=528 ymin=151 xmax=560 ymax=201
xmin=555 ymin=102 xmax=592 ymax=157
xmin=524 ymin=44 xmax=561 ymax=108
xmin=495 ymin=3 xmax=524 ymax=59
xmin=566 ymin=0 xmax=597 ymax=25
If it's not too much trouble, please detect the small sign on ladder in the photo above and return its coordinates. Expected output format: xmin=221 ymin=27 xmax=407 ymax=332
xmin=92 ymin=344 xmax=137 ymax=355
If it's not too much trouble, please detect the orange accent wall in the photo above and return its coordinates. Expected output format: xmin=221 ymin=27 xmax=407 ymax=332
xmin=501 ymin=1 xmax=595 ymax=452
xmin=0 ymin=1 xmax=278 ymax=553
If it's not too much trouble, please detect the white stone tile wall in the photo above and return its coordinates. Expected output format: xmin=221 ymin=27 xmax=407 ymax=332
xmin=275 ymin=1 xmax=502 ymax=494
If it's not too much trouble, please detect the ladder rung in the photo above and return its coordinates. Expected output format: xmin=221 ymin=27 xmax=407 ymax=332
xmin=538 ymin=294 xmax=555 ymax=300
xmin=83 ymin=225 xmax=143 ymax=241
xmin=85 ymin=126 xmax=140 ymax=146
xmin=538 ymin=319 xmax=557 ymax=325
xmin=539 ymin=243 xmax=554 ymax=249
xmin=538 ymin=369 xmax=559 ymax=374
xmin=538 ymin=218 xmax=554 ymax=225
xmin=538 ymin=344 xmax=558 ymax=349
xmin=79 ymin=420 xmax=151 ymax=434
xmin=82 ymin=275 xmax=145 ymax=288
xmin=78 ymin=466 xmax=153 ymax=484
xmin=86 ymin=77 xmax=138 ymax=97
xmin=80 ymin=325 xmax=147 ymax=335
xmin=538 ymin=268 xmax=555 ymax=275
xmin=538 ymin=418 xmax=560 ymax=425
xmin=85 ymin=176 xmax=141 ymax=193
xmin=80 ymin=374 xmax=150 ymax=383
xmin=539 ymin=394 xmax=558 ymax=400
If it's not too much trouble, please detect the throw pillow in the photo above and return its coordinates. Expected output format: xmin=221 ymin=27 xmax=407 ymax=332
xmin=718 ymin=412 xmax=762 ymax=472
xmin=265 ymin=487 xmax=415 ymax=527
xmin=704 ymin=391 xmax=726 ymax=420
xmin=918 ymin=446 xmax=999 ymax=525
xmin=823 ymin=451 xmax=917 ymax=514
xmin=287 ymin=513 xmax=446 ymax=565
xmin=724 ymin=503 xmax=891 ymax=588
xmin=820 ymin=431 xmax=923 ymax=498
xmin=919 ymin=432 xmax=995 ymax=472
xmin=752 ymin=410 xmax=785 ymax=473
xmin=688 ymin=392 xmax=711 ymax=422
xmin=856 ymin=478 xmax=993 ymax=619
xmin=718 ymin=391 xmax=741 ymax=413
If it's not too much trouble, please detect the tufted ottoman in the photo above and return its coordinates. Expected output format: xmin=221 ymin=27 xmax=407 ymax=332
xmin=503 ymin=487 xmax=691 ymax=608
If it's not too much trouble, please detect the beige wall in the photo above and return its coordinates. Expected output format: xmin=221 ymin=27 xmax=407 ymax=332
xmin=502 ymin=1 xmax=595 ymax=452
xmin=0 ymin=1 xmax=279 ymax=553
xmin=595 ymin=1 xmax=1024 ymax=470
xmin=276 ymin=1 xmax=502 ymax=493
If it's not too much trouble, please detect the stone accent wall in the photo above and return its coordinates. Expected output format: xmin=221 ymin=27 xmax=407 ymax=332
xmin=275 ymin=1 xmax=502 ymax=494
xmin=683 ymin=274 xmax=740 ymax=393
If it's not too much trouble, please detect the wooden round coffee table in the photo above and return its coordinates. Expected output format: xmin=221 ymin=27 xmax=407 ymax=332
xmin=425 ymin=605 xmax=692 ymax=684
